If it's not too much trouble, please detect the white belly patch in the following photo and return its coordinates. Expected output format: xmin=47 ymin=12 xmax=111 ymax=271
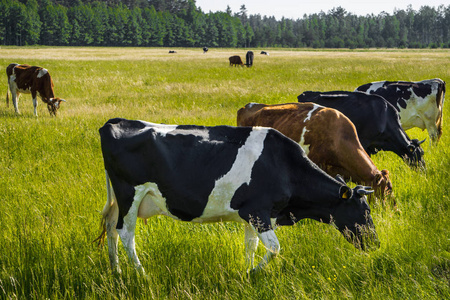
xmin=134 ymin=182 xmax=172 ymax=219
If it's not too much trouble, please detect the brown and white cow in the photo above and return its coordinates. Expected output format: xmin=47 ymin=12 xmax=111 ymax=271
xmin=229 ymin=56 xmax=244 ymax=67
xmin=237 ymin=102 xmax=393 ymax=203
xmin=6 ymin=63 xmax=65 ymax=116
xmin=355 ymin=79 xmax=446 ymax=144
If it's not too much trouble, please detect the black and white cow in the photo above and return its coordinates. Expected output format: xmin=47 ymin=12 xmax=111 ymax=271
xmin=355 ymin=79 xmax=446 ymax=144
xmin=96 ymin=118 xmax=378 ymax=274
xmin=298 ymin=91 xmax=425 ymax=167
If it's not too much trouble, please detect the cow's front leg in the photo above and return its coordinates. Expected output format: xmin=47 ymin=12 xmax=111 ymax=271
xmin=240 ymin=211 xmax=279 ymax=272
xmin=244 ymin=223 xmax=259 ymax=270
xmin=254 ymin=229 xmax=280 ymax=271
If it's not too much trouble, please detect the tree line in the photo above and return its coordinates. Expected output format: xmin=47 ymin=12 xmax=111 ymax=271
xmin=1 ymin=0 xmax=449 ymax=48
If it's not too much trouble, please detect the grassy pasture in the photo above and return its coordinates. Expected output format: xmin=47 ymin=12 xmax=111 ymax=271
xmin=0 ymin=47 xmax=449 ymax=299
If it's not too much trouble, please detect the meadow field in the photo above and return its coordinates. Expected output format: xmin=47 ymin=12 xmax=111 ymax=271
xmin=0 ymin=47 xmax=449 ymax=299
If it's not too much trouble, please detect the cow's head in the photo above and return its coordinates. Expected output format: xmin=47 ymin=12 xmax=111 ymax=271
xmin=333 ymin=184 xmax=380 ymax=251
xmin=35 ymin=68 xmax=66 ymax=116
xmin=236 ymin=103 xmax=267 ymax=126
xmin=371 ymin=169 xmax=393 ymax=200
xmin=46 ymin=98 xmax=66 ymax=116
xmin=404 ymin=139 xmax=426 ymax=168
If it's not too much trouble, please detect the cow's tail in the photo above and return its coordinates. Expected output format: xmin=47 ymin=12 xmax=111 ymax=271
xmin=435 ymin=79 xmax=446 ymax=142
xmin=93 ymin=169 xmax=115 ymax=248
xmin=6 ymin=80 xmax=9 ymax=108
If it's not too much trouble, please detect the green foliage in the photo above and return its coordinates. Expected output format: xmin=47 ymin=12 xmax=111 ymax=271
xmin=1 ymin=1 xmax=450 ymax=48
xmin=0 ymin=47 xmax=449 ymax=299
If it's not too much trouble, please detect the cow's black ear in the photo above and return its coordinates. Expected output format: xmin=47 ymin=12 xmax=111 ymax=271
xmin=339 ymin=186 xmax=352 ymax=200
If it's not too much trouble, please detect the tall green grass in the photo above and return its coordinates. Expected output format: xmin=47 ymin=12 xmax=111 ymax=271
xmin=0 ymin=47 xmax=449 ymax=299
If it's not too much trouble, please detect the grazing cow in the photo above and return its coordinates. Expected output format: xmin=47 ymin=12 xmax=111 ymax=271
xmin=6 ymin=63 xmax=65 ymax=116
xmin=298 ymin=91 xmax=425 ymax=167
xmin=96 ymin=118 xmax=378 ymax=274
xmin=229 ymin=55 xmax=244 ymax=67
xmin=260 ymin=51 xmax=269 ymax=55
xmin=246 ymin=51 xmax=254 ymax=67
xmin=355 ymin=79 xmax=446 ymax=144
xmin=237 ymin=102 xmax=393 ymax=202
xmin=203 ymin=47 xmax=208 ymax=54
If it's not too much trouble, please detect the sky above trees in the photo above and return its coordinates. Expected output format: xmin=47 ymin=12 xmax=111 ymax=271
xmin=195 ymin=0 xmax=448 ymax=20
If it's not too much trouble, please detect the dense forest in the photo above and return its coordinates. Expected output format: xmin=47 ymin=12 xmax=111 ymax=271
xmin=1 ymin=0 xmax=449 ymax=48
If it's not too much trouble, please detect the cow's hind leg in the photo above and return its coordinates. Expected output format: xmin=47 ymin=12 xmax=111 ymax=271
xmin=10 ymin=87 xmax=20 ymax=114
xmin=117 ymin=193 xmax=146 ymax=274
xmin=424 ymin=118 xmax=439 ymax=145
xmin=32 ymin=96 xmax=38 ymax=116
xmin=6 ymin=85 xmax=9 ymax=107
xmin=105 ymin=200 xmax=120 ymax=273
xmin=98 ymin=171 xmax=121 ymax=273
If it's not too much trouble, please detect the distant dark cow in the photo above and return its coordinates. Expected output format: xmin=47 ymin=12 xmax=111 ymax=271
xmin=355 ymin=79 xmax=446 ymax=144
xmin=298 ymin=91 xmax=425 ymax=167
xmin=96 ymin=118 xmax=378 ymax=274
xmin=260 ymin=51 xmax=269 ymax=55
xmin=203 ymin=47 xmax=208 ymax=53
xmin=168 ymin=50 xmax=177 ymax=53
xmin=6 ymin=63 xmax=65 ymax=116
xmin=237 ymin=102 xmax=393 ymax=202
xmin=246 ymin=51 xmax=254 ymax=67
xmin=229 ymin=55 xmax=244 ymax=67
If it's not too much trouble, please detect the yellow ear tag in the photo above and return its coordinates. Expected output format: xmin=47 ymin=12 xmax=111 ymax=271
xmin=342 ymin=190 xmax=350 ymax=199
